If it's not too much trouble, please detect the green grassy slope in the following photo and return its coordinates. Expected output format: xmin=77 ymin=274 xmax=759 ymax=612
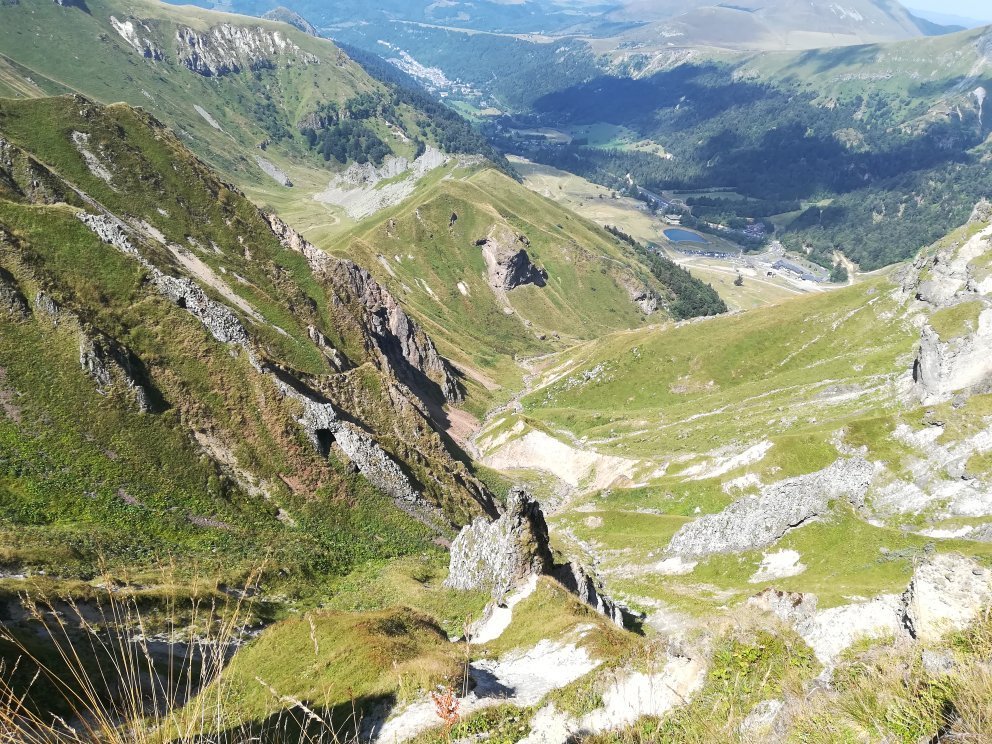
xmin=0 ymin=0 xmax=431 ymax=197
xmin=0 ymin=95 xmax=493 ymax=593
xmin=477 ymin=219 xmax=992 ymax=612
xmin=331 ymin=164 xmax=695 ymax=409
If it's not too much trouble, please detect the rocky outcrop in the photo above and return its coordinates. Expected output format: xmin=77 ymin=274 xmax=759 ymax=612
xmin=901 ymin=553 xmax=992 ymax=643
xmin=665 ymin=458 xmax=874 ymax=559
xmin=913 ymin=317 xmax=992 ymax=402
xmin=620 ymin=274 xmax=660 ymax=315
xmin=799 ymin=594 xmax=905 ymax=667
xmin=446 ymin=487 xmax=553 ymax=603
xmin=447 ymin=488 xmax=634 ymax=626
xmin=552 ymin=561 xmax=629 ymax=627
xmin=749 ymin=553 xmax=992 ymax=667
xmin=328 ymin=260 xmax=463 ymax=404
xmin=175 ymin=24 xmax=319 ymax=77
xmin=475 ymin=226 xmax=548 ymax=291
xmin=904 ymin=210 xmax=992 ymax=403
xmin=78 ymin=213 xmax=252 ymax=349
xmin=272 ymin=375 xmax=421 ymax=505
xmin=79 ymin=332 xmax=152 ymax=412
xmin=109 ymin=16 xmax=163 ymax=60
xmin=0 ymin=138 xmax=78 ymax=206
xmin=0 ymin=267 xmax=29 ymax=319
xmin=33 ymin=291 xmax=60 ymax=324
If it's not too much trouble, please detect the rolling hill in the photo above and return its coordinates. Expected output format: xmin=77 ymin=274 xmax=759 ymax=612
xmin=604 ymin=0 xmax=941 ymax=52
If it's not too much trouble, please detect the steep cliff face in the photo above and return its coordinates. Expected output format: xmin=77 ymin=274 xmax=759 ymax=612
xmin=905 ymin=201 xmax=992 ymax=403
xmin=175 ymin=24 xmax=320 ymax=76
xmin=265 ymin=213 xmax=464 ymax=407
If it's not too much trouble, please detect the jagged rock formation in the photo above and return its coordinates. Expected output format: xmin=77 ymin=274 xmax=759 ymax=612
xmin=905 ymin=203 xmax=992 ymax=403
xmin=331 ymin=260 xmax=464 ymax=405
xmin=475 ymin=226 xmax=548 ymax=291
xmin=445 ymin=487 xmax=553 ymax=603
xmin=901 ymin=553 xmax=992 ymax=643
xmin=270 ymin=375 xmax=421 ymax=505
xmin=265 ymin=213 xmax=462 ymax=405
xmin=0 ymin=266 xmax=28 ymax=319
xmin=446 ymin=488 xmax=633 ymax=626
xmin=78 ymin=332 xmax=152 ymax=413
xmin=262 ymin=7 xmax=318 ymax=36
xmin=665 ymin=458 xmax=874 ymax=559
xmin=109 ymin=16 xmax=163 ymax=60
xmin=174 ymin=24 xmax=319 ymax=77
xmin=33 ymin=291 xmax=60 ymax=324
xmin=552 ymin=561 xmax=630 ymax=627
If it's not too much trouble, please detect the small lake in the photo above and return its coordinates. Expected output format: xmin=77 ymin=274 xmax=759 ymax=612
xmin=664 ymin=228 xmax=709 ymax=244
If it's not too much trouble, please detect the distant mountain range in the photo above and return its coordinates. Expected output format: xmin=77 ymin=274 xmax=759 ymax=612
xmin=908 ymin=6 xmax=992 ymax=29
xmin=172 ymin=0 xmax=967 ymax=51
xmin=604 ymin=0 xmax=957 ymax=52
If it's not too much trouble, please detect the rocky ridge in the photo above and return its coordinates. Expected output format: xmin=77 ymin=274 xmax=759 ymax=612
xmin=78 ymin=332 xmax=152 ymax=413
xmin=265 ymin=213 xmax=463 ymax=406
xmin=74 ymin=209 xmax=448 ymax=520
xmin=174 ymin=23 xmax=319 ymax=76
xmin=665 ymin=458 xmax=874 ymax=559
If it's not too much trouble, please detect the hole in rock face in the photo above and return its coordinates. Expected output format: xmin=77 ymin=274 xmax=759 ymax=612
xmin=913 ymin=357 xmax=922 ymax=383
xmin=314 ymin=429 xmax=334 ymax=457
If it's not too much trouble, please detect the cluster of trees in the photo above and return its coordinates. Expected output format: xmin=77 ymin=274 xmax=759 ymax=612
xmin=303 ymin=120 xmax=392 ymax=166
xmin=605 ymin=225 xmax=728 ymax=319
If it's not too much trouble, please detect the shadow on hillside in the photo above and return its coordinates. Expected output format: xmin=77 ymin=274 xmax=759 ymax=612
xmin=526 ymin=63 xmax=984 ymax=202
xmin=180 ymin=692 xmax=397 ymax=744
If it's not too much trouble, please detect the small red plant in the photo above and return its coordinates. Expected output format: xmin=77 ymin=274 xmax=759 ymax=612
xmin=430 ymin=685 xmax=460 ymax=730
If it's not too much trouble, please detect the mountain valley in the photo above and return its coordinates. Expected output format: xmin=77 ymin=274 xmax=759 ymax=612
xmin=0 ymin=1 xmax=991 ymax=743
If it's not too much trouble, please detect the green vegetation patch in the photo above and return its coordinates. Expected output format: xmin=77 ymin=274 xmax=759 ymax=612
xmin=928 ymin=300 xmax=984 ymax=342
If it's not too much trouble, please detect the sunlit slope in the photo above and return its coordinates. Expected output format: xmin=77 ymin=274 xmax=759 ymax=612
xmin=0 ymin=95 xmax=498 ymax=588
xmin=331 ymin=165 xmax=679 ymax=405
xmin=0 ymin=0 xmax=418 ymax=193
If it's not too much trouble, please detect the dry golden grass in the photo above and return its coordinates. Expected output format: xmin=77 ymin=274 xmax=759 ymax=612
xmin=0 ymin=565 xmax=365 ymax=744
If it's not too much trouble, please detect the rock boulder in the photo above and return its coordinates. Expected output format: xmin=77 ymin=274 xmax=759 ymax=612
xmin=665 ymin=458 xmax=874 ymax=559
xmin=476 ymin=226 xmax=547 ymax=291
xmin=902 ymin=553 xmax=992 ymax=643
